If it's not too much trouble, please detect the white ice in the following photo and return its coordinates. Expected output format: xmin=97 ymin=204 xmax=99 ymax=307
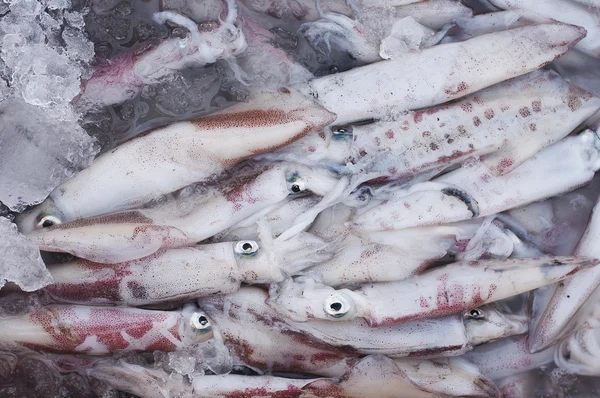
xmin=0 ymin=0 xmax=98 ymax=211
xmin=0 ymin=216 xmax=53 ymax=291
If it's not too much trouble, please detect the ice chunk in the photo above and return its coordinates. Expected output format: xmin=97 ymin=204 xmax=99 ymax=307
xmin=0 ymin=217 xmax=52 ymax=291
xmin=0 ymin=99 xmax=98 ymax=211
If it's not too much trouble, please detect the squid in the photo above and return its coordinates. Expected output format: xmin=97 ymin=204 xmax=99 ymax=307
xmin=488 ymin=0 xmax=600 ymax=58
xmin=303 ymin=203 xmax=516 ymax=287
xmin=43 ymin=233 xmax=330 ymax=306
xmin=350 ymin=131 xmax=600 ymax=232
xmin=25 ymin=162 xmax=341 ymax=264
xmin=293 ymin=20 xmax=585 ymax=124
xmin=529 ymin=194 xmax=600 ymax=352
xmin=198 ymin=287 xmax=499 ymax=396
xmin=265 ymin=70 xmax=600 ymax=181
xmin=213 ymin=195 xmax=321 ymax=242
xmin=0 ymin=304 xmax=213 ymax=354
xmin=465 ymin=335 xmax=554 ymax=381
xmin=16 ymin=89 xmax=336 ymax=232
xmin=555 ymin=305 xmax=600 ymax=376
xmin=267 ymin=256 xmax=597 ymax=326
xmin=288 ymin=302 xmax=527 ymax=357
xmin=87 ymin=354 xmax=497 ymax=398
xmin=78 ymin=1 xmax=246 ymax=107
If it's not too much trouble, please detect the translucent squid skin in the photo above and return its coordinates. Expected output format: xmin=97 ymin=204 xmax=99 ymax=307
xmin=286 ymin=303 xmax=528 ymax=358
xmin=44 ymin=234 xmax=330 ymax=306
xmin=268 ymin=256 xmax=598 ymax=326
xmin=350 ymin=131 xmax=600 ymax=232
xmin=0 ymin=304 xmax=213 ymax=354
xmin=465 ymin=335 xmax=554 ymax=381
xmin=488 ymin=0 xmax=600 ymax=58
xmin=555 ymin=307 xmax=600 ymax=376
xmin=16 ymin=89 xmax=336 ymax=232
xmin=25 ymin=163 xmax=340 ymax=264
xmin=530 ymin=195 xmax=600 ymax=352
xmin=78 ymin=1 xmax=247 ymax=107
xmin=295 ymin=21 xmax=585 ymax=125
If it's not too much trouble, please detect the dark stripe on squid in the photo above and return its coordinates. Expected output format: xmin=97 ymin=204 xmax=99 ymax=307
xmin=441 ymin=187 xmax=480 ymax=218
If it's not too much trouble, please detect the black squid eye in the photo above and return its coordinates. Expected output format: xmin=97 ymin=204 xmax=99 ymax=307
xmin=466 ymin=308 xmax=485 ymax=320
xmin=36 ymin=214 xmax=62 ymax=229
xmin=235 ymin=240 xmax=259 ymax=255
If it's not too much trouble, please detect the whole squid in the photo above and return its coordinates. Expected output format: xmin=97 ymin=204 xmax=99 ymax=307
xmin=17 ymin=89 xmax=335 ymax=232
xmin=288 ymin=303 xmax=527 ymax=357
xmin=267 ymin=256 xmax=597 ymax=326
xmin=530 ymin=194 xmax=600 ymax=352
xmin=266 ymin=70 xmax=600 ymax=180
xmin=350 ymin=131 xmax=600 ymax=232
xmin=294 ymin=20 xmax=585 ymax=124
xmin=44 ymin=233 xmax=330 ymax=306
xmin=78 ymin=1 xmax=246 ymax=107
xmin=198 ymin=287 xmax=499 ymax=396
xmin=25 ymin=162 xmax=341 ymax=264
xmin=0 ymin=304 xmax=212 ymax=354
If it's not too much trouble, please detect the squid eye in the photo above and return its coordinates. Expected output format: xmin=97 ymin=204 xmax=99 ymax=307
xmin=235 ymin=240 xmax=259 ymax=255
xmin=190 ymin=312 xmax=212 ymax=334
xmin=465 ymin=308 xmax=485 ymax=320
xmin=332 ymin=125 xmax=353 ymax=139
xmin=288 ymin=180 xmax=306 ymax=194
xmin=36 ymin=214 xmax=62 ymax=229
xmin=324 ymin=294 xmax=351 ymax=318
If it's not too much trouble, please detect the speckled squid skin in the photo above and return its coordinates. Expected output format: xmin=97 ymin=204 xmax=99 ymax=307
xmin=26 ymin=162 xmax=340 ymax=264
xmin=44 ymin=232 xmax=329 ymax=305
xmin=530 ymin=195 xmax=600 ymax=353
xmin=268 ymin=257 xmax=597 ymax=326
xmin=20 ymin=88 xmax=335 ymax=229
xmin=0 ymin=305 xmax=210 ymax=354
xmin=199 ymin=288 xmax=361 ymax=378
xmin=295 ymin=21 xmax=585 ymax=125
xmin=350 ymin=131 xmax=600 ymax=232
xmin=267 ymin=70 xmax=600 ymax=182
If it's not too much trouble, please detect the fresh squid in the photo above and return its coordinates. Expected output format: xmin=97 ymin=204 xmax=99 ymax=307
xmin=78 ymin=1 xmax=246 ymax=107
xmin=302 ymin=203 xmax=515 ymax=286
xmin=87 ymin=354 xmax=496 ymax=398
xmin=198 ymin=287 xmax=499 ymax=396
xmin=266 ymin=70 xmax=600 ymax=180
xmin=267 ymin=256 xmax=597 ymax=326
xmin=465 ymin=335 xmax=554 ymax=381
xmin=294 ymin=20 xmax=585 ymax=124
xmin=43 ymin=233 xmax=330 ymax=306
xmin=287 ymin=302 xmax=527 ymax=357
xmin=555 ymin=305 xmax=600 ymax=376
xmin=529 ymin=194 xmax=600 ymax=352
xmin=350 ymin=131 xmax=600 ymax=232
xmin=0 ymin=304 xmax=213 ymax=354
xmin=25 ymin=162 xmax=341 ymax=264
xmin=488 ymin=0 xmax=600 ymax=58
xmin=16 ymin=89 xmax=335 ymax=232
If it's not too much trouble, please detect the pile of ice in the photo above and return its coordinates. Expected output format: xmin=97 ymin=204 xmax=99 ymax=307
xmin=0 ymin=217 xmax=53 ymax=291
xmin=0 ymin=0 xmax=99 ymax=212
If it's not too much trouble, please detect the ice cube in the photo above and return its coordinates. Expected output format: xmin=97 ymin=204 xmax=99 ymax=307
xmin=0 ymin=98 xmax=98 ymax=211
xmin=0 ymin=216 xmax=53 ymax=291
